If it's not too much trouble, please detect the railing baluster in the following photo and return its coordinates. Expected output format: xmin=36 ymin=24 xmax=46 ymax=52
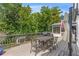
xmin=0 ymin=33 xmax=39 ymax=49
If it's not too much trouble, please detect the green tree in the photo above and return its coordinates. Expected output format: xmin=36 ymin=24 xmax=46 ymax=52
xmin=0 ymin=4 xmax=62 ymax=34
xmin=0 ymin=4 xmax=21 ymax=34
xmin=30 ymin=12 xmax=41 ymax=33
xmin=40 ymin=6 xmax=61 ymax=32
xmin=48 ymin=7 xmax=62 ymax=31
xmin=18 ymin=5 xmax=32 ymax=34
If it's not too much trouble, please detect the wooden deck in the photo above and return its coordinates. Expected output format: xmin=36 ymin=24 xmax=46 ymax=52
xmin=2 ymin=31 xmax=79 ymax=56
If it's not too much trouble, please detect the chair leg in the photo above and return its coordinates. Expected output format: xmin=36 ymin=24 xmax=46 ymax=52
xmin=35 ymin=52 xmax=37 ymax=56
xmin=53 ymin=44 xmax=56 ymax=50
xmin=35 ymin=47 xmax=38 ymax=56
xmin=49 ymin=47 xmax=53 ymax=52
xmin=30 ymin=40 xmax=32 ymax=53
xmin=30 ymin=48 xmax=32 ymax=53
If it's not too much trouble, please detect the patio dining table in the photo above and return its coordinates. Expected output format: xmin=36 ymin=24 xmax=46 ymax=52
xmin=31 ymin=35 xmax=54 ymax=56
xmin=35 ymin=36 xmax=53 ymax=41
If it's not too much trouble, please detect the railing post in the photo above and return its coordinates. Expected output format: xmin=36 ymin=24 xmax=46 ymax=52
xmin=68 ymin=7 xmax=73 ymax=56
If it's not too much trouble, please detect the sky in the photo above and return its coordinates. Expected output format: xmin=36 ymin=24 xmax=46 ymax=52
xmin=22 ymin=3 xmax=72 ymax=15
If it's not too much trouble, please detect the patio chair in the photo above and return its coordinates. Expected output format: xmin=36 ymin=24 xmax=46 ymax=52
xmin=53 ymin=37 xmax=58 ymax=50
xmin=30 ymin=37 xmax=43 ymax=56
xmin=47 ymin=34 xmax=54 ymax=52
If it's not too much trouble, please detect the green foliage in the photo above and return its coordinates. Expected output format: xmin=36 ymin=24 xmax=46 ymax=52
xmin=40 ymin=6 xmax=61 ymax=31
xmin=0 ymin=4 xmax=62 ymax=34
xmin=0 ymin=4 xmax=22 ymax=34
xmin=18 ymin=5 xmax=32 ymax=34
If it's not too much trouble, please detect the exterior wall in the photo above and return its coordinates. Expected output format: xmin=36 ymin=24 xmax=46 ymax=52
xmin=74 ymin=3 xmax=79 ymax=49
xmin=76 ymin=15 xmax=79 ymax=48
xmin=63 ymin=12 xmax=69 ymax=42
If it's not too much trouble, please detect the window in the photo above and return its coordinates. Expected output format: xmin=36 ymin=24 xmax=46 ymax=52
xmin=52 ymin=24 xmax=60 ymax=34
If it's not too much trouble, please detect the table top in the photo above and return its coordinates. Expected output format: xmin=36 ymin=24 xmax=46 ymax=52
xmin=51 ymin=33 xmax=61 ymax=37
xmin=35 ymin=36 xmax=53 ymax=41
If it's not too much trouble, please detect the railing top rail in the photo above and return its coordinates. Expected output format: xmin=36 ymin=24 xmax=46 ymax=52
xmin=0 ymin=32 xmax=45 ymax=37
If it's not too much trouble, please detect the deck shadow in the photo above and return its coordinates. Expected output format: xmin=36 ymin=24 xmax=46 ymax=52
xmin=41 ymin=40 xmax=68 ymax=56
